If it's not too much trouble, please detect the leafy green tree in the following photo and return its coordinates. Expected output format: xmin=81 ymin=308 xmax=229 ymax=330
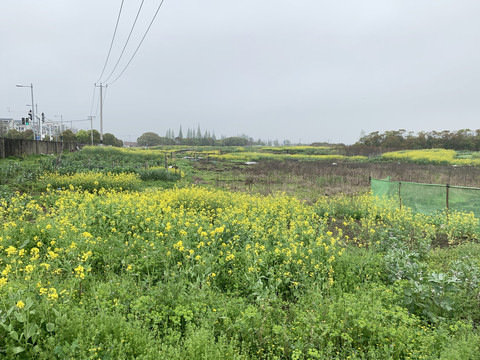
xmin=103 ymin=133 xmax=123 ymax=147
xmin=137 ymin=132 xmax=162 ymax=147
xmin=158 ymin=137 xmax=177 ymax=145
xmin=223 ymin=137 xmax=249 ymax=146
xmin=91 ymin=130 xmax=101 ymax=144
xmin=22 ymin=129 xmax=34 ymax=140
xmin=75 ymin=130 xmax=102 ymax=144
xmin=62 ymin=129 xmax=76 ymax=142
xmin=6 ymin=129 xmax=23 ymax=139
xmin=178 ymin=125 xmax=183 ymax=140
xmin=382 ymin=130 xmax=405 ymax=148
xmin=357 ymin=131 xmax=382 ymax=147
xmin=0 ymin=122 xmax=8 ymax=137
xmin=75 ymin=130 xmax=90 ymax=144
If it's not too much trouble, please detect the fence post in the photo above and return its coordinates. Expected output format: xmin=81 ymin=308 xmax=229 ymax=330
xmin=446 ymin=184 xmax=450 ymax=210
xmin=398 ymin=181 xmax=402 ymax=209
xmin=446 ymin=184 xmax=450 ymax=221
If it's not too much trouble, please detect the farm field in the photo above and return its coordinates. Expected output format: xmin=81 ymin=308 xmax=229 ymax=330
xmin=189 ymin=159 xmax=480 ymax=200
xmin=0 ymin=146 xmax=480 ymax=359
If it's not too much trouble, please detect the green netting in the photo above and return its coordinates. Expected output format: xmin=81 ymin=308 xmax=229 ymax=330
xmin=370 ymin=178 xmax=399 ymax=197
xmin=449 ymin=186 xmax=480 ymax=215
xmin=400 ymin=182 xmax=446 ymax=215
xmin=371 ymin=178 xmax=480 ymax=217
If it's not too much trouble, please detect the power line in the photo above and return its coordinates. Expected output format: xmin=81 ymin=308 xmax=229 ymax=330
xmin=108 ymin=0 xmax=166 ymax=85
xmin=95 ymin=0 xmax=125 ymax=83
xmin=102 ymin=0 xmax=146 ymax=83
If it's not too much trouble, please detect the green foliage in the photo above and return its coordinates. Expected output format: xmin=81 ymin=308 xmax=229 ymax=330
xmin=35 ymin=147 xmax=182 ymax=188
xmin=75 ymin=129 xmax=99 ymax=144
xmin=356 ymin=128 xmax=480 ymax=151
xmin=6 ymin=129 xmax=33 ymax=140
xmin=137 ymin=132 xmax=163 ymax=147
xmin=37 ymin=172 xmax=142 ymax=191
xmin=103 ymin=133 xmax=123 ymax=147
xmin=61 ymin=129 xmax=76 ymax=142
xmin=137 ymin=168 xmax=180 ymax=181
xmin=1 ymin=150 xmax=480 ymax=358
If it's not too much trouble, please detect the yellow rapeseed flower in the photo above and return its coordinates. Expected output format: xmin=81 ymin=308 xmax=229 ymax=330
xmin=16 ymin=300 xmax=25 ymax=309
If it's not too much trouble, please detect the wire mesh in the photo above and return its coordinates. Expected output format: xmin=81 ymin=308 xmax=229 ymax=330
xmin=371 ymin=178 xmax=480 ymax=217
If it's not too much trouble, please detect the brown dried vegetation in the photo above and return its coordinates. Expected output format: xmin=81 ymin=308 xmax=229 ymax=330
xmin=193 ymin=160 xmax=480 ymax=202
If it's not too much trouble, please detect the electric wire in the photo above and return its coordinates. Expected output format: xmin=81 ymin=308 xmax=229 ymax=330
xmin=95 ymin=0 xmax=125 ymax=83
xmin=107 ymin=0 xmax=166 ymax=85
xmin=102 ymin=0 xmax=146 ymax=83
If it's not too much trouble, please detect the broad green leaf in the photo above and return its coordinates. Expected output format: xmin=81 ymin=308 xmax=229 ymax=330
xmin=24 ymin=323 xmax=37 ymax=340
xmin=10 ymin=331 xmax=18 ymax=341
xmin=19 ymin=239 xmax=30 ymax=249
xmin=25 ymin=298 xmax=34 ymax=311
xmin=12 ymin=346 xmax=25 ymax=354
xmin=14 ymin=312 xmax=25 ymax=323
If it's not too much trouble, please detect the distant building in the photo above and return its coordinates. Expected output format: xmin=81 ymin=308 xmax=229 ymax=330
xmin=0 ymin=117 xmax=69 ymax=140
xmin=0 ymin=118 xmax=32 ymax=135
xmin=0 ymin=118 xmax=14 ymax=128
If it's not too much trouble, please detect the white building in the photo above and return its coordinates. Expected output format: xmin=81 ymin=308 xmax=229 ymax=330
xmin=0 ymin=117 xmax=68 ymax=140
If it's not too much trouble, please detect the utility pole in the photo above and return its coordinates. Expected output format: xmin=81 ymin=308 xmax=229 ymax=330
xmin=89 ymin=116 xmax=94 ymax=145
xmin=55 ymin=115 xmax=63 ymax=142
xmin=38 ymin=105 xmax=42 ymax=140
xmin=16 ymin=84 xmax=36 ymax=140
xmin=95 ymin=83 xmax=106 ymax=144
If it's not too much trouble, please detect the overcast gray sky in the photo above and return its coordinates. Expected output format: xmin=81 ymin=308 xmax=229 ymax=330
xmin=1 ymin=1 xmax=480 ymax=144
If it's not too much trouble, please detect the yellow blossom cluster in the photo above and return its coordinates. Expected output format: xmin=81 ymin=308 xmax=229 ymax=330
xmin=0 ymin=185 xmax=344 ymax=308
xmin=38 ymin=171 xmax=141 ymax=191
xmin=315 ymin=192 xmax=479 ymax=246
xmin=381 ymin=148 xmax=480 ymax=166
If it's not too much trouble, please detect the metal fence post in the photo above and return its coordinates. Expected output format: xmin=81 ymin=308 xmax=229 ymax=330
xmin=446 ymin=184 xmax=450 ymax=221
xmin=446 ymin=184 xmax=450 ymax=210
xmin=399 ymin=181 xmax=402 ymax=209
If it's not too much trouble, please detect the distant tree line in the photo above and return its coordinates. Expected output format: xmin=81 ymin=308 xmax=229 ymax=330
xmin=356 ymin=129 xmax=480 ymax=151
xmin=72 ymin=130 xmax=123 ymax=147
xmin=137 ymin=125 xmax=291 ymax=147
xmin=2 ymin=128 xmax=123 ymax=147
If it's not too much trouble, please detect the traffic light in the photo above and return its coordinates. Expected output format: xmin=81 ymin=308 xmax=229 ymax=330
xmin=42 ymin=112 xmax=45 ymax=123
xmin=28 ymin=110 xmax=33 ymax=122
xmin=21 ymin=118 xmax=25 ymax=125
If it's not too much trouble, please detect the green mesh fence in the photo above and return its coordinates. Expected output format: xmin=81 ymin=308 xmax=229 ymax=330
xmin=371 ymin=178 xmax=480 ymax=217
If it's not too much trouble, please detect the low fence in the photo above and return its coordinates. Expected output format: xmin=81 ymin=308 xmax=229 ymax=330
xmin=0 ymin=138 xmax=84 ymax=158
xmin=371 ymin=177 xmax=480 ymax=217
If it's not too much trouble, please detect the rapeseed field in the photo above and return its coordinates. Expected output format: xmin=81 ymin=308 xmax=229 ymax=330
xmin=0 ymin=150 xmax=479 ymax=359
